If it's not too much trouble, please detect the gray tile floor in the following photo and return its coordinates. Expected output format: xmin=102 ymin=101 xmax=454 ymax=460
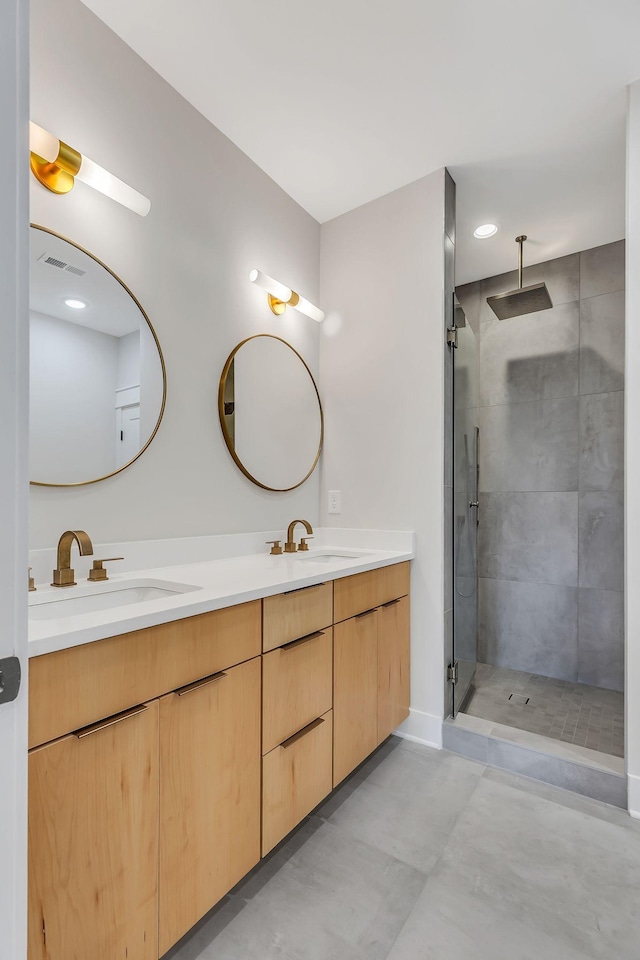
xmin=463 ymin=662 xmax=624 ymax=758
xmin=165 ymin=736 xmax=640 ymax=960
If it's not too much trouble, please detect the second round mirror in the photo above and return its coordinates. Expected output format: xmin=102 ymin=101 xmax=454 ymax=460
xmin=219 ymin=335 xmax=323 ymax=491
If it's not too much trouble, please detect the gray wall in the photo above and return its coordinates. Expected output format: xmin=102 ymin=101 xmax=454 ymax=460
xmin=30 ymin=0 xmax=321 ymax=548
xmin=457 ymin=240 xmax=624 ymax=692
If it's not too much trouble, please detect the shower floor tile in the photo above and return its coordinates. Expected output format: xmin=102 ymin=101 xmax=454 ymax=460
xmin=462 ymin=663 xmax=624 ymax=758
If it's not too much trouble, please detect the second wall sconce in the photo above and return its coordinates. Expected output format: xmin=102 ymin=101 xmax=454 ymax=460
xmin=29 ymin=121 xmax=151 ymax=217
xmin=249 ymin=269 xmax=324 ymax=323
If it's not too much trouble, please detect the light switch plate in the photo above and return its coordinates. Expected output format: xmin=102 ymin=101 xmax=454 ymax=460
xmin=328 ymin=490 xmax=341 ymax=514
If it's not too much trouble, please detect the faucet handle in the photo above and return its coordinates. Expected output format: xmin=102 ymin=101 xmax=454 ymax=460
xmin=298 ymin=536 xmax=314 ymax=552
xmin=265 ymin=540 xmax=283 ymax=556
xmin=88 ymin=558 xmax=124 ymax=582
xmin=28 ymin=567 xmax=36 ymax=592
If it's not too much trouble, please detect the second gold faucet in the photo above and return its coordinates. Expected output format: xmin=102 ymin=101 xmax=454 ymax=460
xmin=284 ymin=519 xmax=313 ymax=553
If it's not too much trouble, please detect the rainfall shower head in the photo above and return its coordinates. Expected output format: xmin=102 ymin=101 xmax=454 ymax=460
xmin=486 ymin=235 xmax=553 ymax=320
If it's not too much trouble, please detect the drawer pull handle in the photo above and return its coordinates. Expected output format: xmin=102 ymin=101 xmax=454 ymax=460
xmin=281 ymin=716 xmax=325 ymax=749
xmin=281 ymin=630 xmax=325 ymax=651
xmin=76 ymin=704 xmax=147 ymax=739
xmin=283 ymin=582 xmax=326 ymax=595
xmin=355 ymin=608 xmax=376 ymax=619
xmin=176 ymin=671 xmax=227 ymax=696
xmin=381 ymin=598 xmax=402 ymax=608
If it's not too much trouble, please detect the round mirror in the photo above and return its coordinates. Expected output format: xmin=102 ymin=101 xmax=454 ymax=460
xmin=219 ymin=335 xmax=323 ymax=491
xmin=29 ymin=225 xmax=166 ymax=486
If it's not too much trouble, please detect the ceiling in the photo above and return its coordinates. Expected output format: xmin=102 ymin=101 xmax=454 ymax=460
xmin=30 ymin=229 xmax=142 ymax=336
xmin=80 ymin=0 xmax=640 ymax=283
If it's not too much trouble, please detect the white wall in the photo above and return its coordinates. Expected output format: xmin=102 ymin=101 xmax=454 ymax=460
xmin=117 ymin=330 xmax=140 ymax=390
xmin=626 ymin=79 xmax=640 ymax=816
xmin=29 ymin=0 xmax=321 ymax=547
xmin=319 ymin=170 xmax=446 ymax=746
xmin=30 ymin=312 xmax=118 ymax=482
xmin=0 ymin=0 xmax=29 ymax=954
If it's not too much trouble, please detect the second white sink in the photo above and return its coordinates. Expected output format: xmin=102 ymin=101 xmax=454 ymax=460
xmin=28 ymin=579 xmax=201 ymax=621
xmin=294 ymin=550 xmax=372 ymax=563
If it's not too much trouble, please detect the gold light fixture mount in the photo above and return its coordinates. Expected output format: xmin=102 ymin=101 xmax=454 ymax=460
xmin=30 ymin=140 xmax=82 ymax=195
xmin=267 ymin=291 xmax=299 ymax=316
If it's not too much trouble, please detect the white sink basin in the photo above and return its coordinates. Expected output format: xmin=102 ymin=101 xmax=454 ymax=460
xmin=294 ymin=550 xmax=371 ymax=563
xmin=28 ymin=579 xmax=201 ymax=621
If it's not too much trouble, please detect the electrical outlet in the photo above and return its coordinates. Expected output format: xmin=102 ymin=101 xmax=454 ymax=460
xmin=328 ymin=490 xmax=341 ymax=515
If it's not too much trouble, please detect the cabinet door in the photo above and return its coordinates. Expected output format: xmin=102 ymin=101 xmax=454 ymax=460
xmin=377 ymin=596 xmax=410 ymax=742
xmin=333 ymin=610 xmax=378 ymax=786
xmin=28 ymin=701 xmax=159 ymax=960
xmin=159 ymin=657 xmax=261 ymax=955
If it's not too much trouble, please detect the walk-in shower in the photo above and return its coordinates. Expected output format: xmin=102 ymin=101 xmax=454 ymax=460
xmin=450 ymin=240 xmax=625 ymax=763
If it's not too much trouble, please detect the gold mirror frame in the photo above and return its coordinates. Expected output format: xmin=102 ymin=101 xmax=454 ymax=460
xmin=218 ymin=334 xmax=323 ymax=492
xmin=30 ymin=224 xmax=167 ymax=487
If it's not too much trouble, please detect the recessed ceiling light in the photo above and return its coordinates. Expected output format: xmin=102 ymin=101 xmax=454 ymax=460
xmin=65 ymin=298 xmax=86 ymax=309
xmin=474 ymin=223 xmax=498 ymax=239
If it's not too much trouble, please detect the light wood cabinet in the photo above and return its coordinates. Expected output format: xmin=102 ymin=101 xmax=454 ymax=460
xmin=29 ymin=599 xmax=261 ymax=749
xmin=28 ymin=560 xmax=410 ymax=960
xmin=28 ymin=700 xmax=159 ymax=960
xmin=262 ymin=710 xmax=333 ymax=856
xmin=262 ymin=628 xmax=333 ymax=754
xmin=333 ymin=610 xmax=379 ymax=786
xmin=263 ymin=582 xmax=333 ymax=652
xmin=333 ymin=561 xmax=410 ymax=623
xmin=158 ymin=658 xmax=261 ymax=955
xmin=377 ymin=596 xmax=410 ymax=743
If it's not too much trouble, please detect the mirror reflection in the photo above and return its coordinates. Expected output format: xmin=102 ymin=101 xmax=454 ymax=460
xmin=219 ymin=335 xmax=323 ymax=491
xmin=30 ymin=226 xmax=166 ymax=486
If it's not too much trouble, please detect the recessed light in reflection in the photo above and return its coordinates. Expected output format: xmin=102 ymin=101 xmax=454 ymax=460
xmin=473 ymin=223 xmax=498 ymax=239
xmin=65 ymin=299 xmax=86 ymax=309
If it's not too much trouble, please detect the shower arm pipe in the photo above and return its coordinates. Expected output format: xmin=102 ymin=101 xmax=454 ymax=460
xmin=516 ymin=234 xmax=526 ymax=289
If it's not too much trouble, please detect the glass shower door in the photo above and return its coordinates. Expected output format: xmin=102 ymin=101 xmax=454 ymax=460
xmin=452 ymin=300 xmax=479 ymax=715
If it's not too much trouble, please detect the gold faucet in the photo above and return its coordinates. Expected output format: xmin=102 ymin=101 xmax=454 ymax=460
xmin=51 ymin=530 xmax=94 ymax=587
xmin=284 ymin=519 xmax=314 ymax=553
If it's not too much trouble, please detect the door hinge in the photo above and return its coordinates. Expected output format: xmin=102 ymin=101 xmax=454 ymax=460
xmin=0 ymin=656 xmax=21 ymax=704
xmin=446 ymin=326 xmax=458 ymax=349
xmin=447 ymin=661 xmax=459 ymax=685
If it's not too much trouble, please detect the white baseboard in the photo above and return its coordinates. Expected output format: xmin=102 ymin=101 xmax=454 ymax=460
xmin=394 ymin=709 xmax=442 ymax=749
xmin=629 ymin=773 xmax=640 ymax=818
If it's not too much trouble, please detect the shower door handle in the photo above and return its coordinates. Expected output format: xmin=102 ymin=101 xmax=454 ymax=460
xmin=469 ymin=501 xmax=479 ymax=509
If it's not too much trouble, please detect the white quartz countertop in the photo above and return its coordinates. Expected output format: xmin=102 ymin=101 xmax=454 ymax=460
xmin=28 ymin=534 xmax=414 ymax=658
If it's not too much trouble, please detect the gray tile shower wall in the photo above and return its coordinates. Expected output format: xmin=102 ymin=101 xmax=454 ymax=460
xmin=456 ymin=240 xmax=624 ymax=691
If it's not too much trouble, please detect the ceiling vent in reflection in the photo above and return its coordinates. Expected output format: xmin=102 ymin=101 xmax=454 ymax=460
xmin=38 ymin=253 xmax=86 ymax=277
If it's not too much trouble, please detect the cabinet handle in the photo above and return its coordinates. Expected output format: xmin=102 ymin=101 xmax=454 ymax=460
xmin=283 ymin=582 xmax=326 ymax=595
xmin=281 ymin=630 xmax=325 ymax=652
xmin=381 ymin=598 xmax=402 ymax=608
xmin=176 ymin=671 xmax=227 ymax=696
xmin=76 ymin=704 xmax=147 ymax=739
xmin=281 ymin=716 xmax=325 ymax=749
xmin=355 ymin=608 xmax=376 ymax=619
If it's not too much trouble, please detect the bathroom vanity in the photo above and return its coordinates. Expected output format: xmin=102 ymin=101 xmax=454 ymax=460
xmin=26 ymin=547 xmax=411 ymax=959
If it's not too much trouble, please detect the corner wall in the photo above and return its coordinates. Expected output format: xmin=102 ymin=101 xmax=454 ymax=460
xmin=29 ymin=0 xmax=321 ymax=548
xmin=319 ymin=170 xmax=447 ymax=746
xmin=626 ymin=79 xmax=640 ymax=816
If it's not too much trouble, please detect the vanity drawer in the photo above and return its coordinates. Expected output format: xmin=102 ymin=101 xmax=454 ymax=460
xmin=261 ymin=710 xmax=333 ymax=856
xmin=262 ymin=628 xmax=332 ymax=754
xmin=333 ymin=562 xmax=410 ymax=623
xmin=263 ymin=582 xmax=333 ymax=653
xmin=29 ymin=600 xmax=261 ymax=749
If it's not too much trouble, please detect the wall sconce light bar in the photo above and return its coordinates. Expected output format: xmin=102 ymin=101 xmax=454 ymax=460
xmin=29 ymin=122 xmax=151 ymax=217
xmin=249 ymin=268 xmax=324 ymax=323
